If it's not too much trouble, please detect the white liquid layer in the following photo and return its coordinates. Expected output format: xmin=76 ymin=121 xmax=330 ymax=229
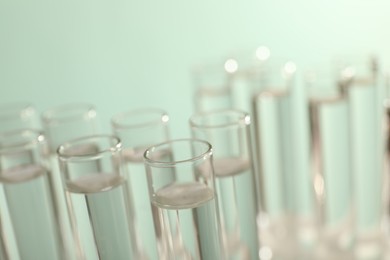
xmin=152 ymin=182 xmax=222 ymax=260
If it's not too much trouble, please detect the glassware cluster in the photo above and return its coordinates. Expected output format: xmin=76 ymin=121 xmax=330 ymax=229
xmin=0 ymin=46 xmax=389 ymax=260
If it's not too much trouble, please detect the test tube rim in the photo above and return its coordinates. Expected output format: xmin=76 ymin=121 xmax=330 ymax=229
xmin=0 ymin=101 xmax=35 ymax=120
xmin=111 ymin=107 xmax=169 ymax=129
xmin=41 ymin=102 xmax=97 ymax=124
xmin=57 ymin=134 xmax=121 ymax=161
xmin=189 ymin=108 xmax=250 ymax=129
xmin=143 ymin=138 xmax=212 ymax=166
xmin=0 ymin=128 xmax=44 ymax=153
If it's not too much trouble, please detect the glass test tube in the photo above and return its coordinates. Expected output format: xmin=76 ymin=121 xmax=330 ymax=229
xmin=0 ymin=129 xmax=65 ymax=260
xmin=0 ymin=102 xmax=39 ymax=260
xmin=111 ymin=108 xmax=172 ymax=259
xmin=57 ymin=135 xmax=138 ymax=259
xmin=192 ymin=59 xmax=235 ymax=113
xmin=251 ymin=61 xmax=318 ymax=259
xmin=342 ymin=57 xmax=387 ymax=259
xmin=41 ymin=103 xmax=99 ymax=259
xmin=189 ymin=109 xmax=259 ymax=260
xmin=192 ymin=46 xmax=271 ymax=114
xmin=306 ymin=70 xmax=354 ymax=259
xmin=144 ymin=138 xmax=224 ymax=260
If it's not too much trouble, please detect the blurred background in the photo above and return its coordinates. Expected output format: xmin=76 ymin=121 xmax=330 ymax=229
xmin=1 ymin=1 xmax=390 ymax=259
xmin=0 ymin=0 xmax=389 ymax=137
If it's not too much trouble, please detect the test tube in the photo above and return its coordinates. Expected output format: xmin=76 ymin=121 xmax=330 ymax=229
xmin=0 ymin=129 xmax=65 ymax=260
xmin=0 ymin=102 xmax=39 ymax=260
xmin=41 ymin=103 xmax=99 ymax=259
xmin=192 ymin=59 xmax=235 ymax=113
xmin=251 ymin=61 xmax=318 ymax=259
xmin=189 ymin=109 xmax=259 ymax=259
xmin=57 ymin=135 xmax=138 ymax=259
xmin=111 ymin=108 xmax=172 ymax=259
xmin=306 ymin=69 xmax=354 ymax=259
xmin=342 ymin=57 xmax=387 ymax=259
xmin=144 ymin=138 xmax=224 ymax=260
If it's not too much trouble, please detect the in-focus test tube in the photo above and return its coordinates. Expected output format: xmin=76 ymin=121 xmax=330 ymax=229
xmin=144 ymin=138 xmax=224 ymax=260
xmin=57 ymin=135 xmax=138 ymax=260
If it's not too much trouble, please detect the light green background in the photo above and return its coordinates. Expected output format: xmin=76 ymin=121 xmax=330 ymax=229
xmin=0 ymin=0 xmax=389 ymax=137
